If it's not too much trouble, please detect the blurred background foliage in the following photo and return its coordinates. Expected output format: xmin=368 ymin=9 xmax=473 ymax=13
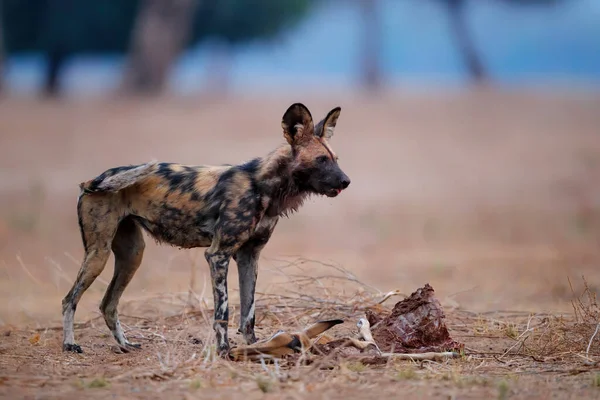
xmin=1 ymin=0 xmax=313 ymax=95
xmin=0 ymin=0 xmax=596 ymax=97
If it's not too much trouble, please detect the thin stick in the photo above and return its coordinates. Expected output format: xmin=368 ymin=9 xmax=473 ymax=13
xmin=586 ymin=323 xmax=600 ymax=356
xmin=376 ymin=290 xmax=407 ymax=305
xmin=379 ymin=351 xmax=459 ymax=361
xmin=186 ymin=250 xmax=198 ymax=307
xmin=16 ymin=255 xmax=43 ymax=286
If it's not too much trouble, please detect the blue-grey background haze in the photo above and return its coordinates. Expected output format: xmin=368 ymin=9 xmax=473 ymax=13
xmin=3 ymin=0 xmax=600 ymax=95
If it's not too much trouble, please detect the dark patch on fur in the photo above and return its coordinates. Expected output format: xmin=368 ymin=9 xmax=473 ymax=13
xmin=258 ymin=156 xmax=308 ymax=218
xmin=190 ymin=192 xmax=202 ymax=202
xmin=132 ymin=204 xmax=218 ymax=249
xmin=86 ymin=165 xmax=141 ymax=192
xmin=239 ymin=158 xmax=261 ymax=175
xmin=202 ymin=168 xmax=236 ymax=204
xmin=156 ymin=163 xmax=198 ymax=193
xmin=76 ymin=194 xmax=88 ymax=252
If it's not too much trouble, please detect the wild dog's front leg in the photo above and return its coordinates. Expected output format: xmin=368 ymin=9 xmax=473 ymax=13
xmin=234 ymin=219 xmax=276 ymax=345
xmin=205 ymin=247 xmax=233 ymax=357
xmin=234 ymin=247 xmax=259 ymax=344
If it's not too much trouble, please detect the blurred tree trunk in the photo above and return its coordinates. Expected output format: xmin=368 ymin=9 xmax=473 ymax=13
xmin=122 ymin=0 xmax=199 ymax=95
xmin=445 ymin=0 xmax=486 ymax=82
xmin=44 ymin=49 xmax=66 ymax=97
xmin=358 ymin=0 xmax=382 ymax=92
xmin=0 ymin=0 xmax=4 ymax=94
xmin=40 ymin=0 xmax=74 ymax=98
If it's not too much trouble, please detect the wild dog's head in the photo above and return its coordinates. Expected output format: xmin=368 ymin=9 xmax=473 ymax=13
xmin=282 ymin=103 xmax=350 ymax=198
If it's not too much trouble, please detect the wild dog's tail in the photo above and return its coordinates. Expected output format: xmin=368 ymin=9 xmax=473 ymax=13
xmin=79 ymin=160 xmax=158 ymax=194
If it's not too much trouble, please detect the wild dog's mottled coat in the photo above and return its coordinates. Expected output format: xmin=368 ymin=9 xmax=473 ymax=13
xmin=62 ymin=103 xmax=351 ymax=356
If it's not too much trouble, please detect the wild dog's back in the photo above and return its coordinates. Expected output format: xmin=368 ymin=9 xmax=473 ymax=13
xmin=126 ymin=163 xmax=234 ymax=248
xmin=79 ymin=162 xmax=236 ymax=249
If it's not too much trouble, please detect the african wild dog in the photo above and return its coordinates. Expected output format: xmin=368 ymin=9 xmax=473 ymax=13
xmin=61 ymin=103 xmax=351 ymax=356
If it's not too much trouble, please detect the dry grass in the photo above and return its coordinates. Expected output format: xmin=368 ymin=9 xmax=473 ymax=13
xmin=2 ymin=259 xmax=600 ymax=399
xmin=497 ymin=277 xmax=600 ymax=362
xmin=3 ymin=259 xmax=600 ymax=399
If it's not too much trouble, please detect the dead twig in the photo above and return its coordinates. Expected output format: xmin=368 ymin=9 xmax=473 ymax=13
xmin=379 ymin=351 xmax=459 ymax=361
xmin=586 ymin=322 xmax=600 ymax=357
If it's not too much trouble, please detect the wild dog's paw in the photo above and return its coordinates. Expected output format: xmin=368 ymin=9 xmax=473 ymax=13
xmin=116 ymin=341 xmax=142 ymax=353
xmin=63 ymin=343 xmax=83 ymax=353
xmin=217 ymin=344 xmax=231 ymax=359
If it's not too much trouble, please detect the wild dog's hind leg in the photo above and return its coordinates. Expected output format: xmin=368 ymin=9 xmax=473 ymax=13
xmin=62 ymin=247 xmax=112 ymax=352
xmin=100 ymin=217 xmax=145 ymax=353
xmin=62 ymin=194 xmax=120 ymax=353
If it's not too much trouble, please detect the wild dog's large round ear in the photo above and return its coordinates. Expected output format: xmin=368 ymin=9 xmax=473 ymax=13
xmin=282 ymin=103 xmax=314 ymax=146
xmin=314 ymin=107 xmax=341 ymax=140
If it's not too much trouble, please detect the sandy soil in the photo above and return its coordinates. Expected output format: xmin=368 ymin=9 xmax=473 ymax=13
xmin=1 ymin=88 xmax=600 ymax=399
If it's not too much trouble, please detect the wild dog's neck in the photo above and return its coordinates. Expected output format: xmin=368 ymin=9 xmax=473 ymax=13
xmin=255 ymin=144 xmax=309 ymax=217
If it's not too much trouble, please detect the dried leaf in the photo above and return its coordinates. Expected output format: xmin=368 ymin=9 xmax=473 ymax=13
xmin=28 ymin=333 xmax=40 ymax=345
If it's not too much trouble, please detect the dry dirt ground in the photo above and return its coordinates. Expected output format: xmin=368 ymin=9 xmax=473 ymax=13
xmin=1 ymin=88 xmax=600 ymax=399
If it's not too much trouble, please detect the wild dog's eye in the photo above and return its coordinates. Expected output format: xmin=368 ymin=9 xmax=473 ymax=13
xmin=317 ymin=156 xmax=329 ymax=164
